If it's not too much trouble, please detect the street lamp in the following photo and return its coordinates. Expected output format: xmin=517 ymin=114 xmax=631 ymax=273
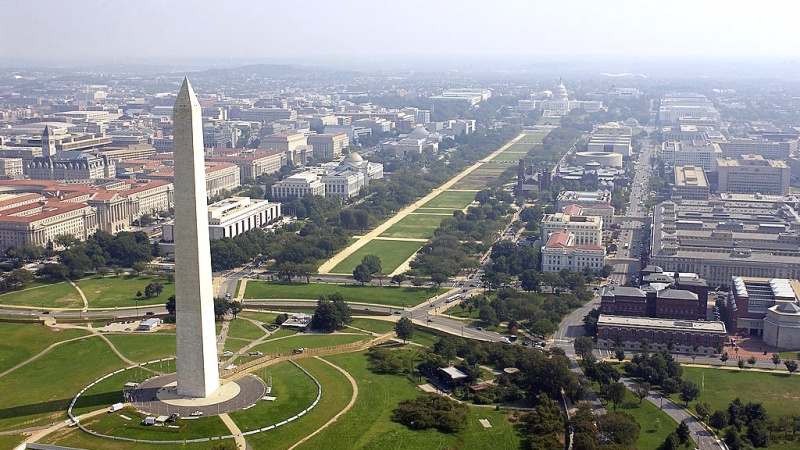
xmin=135 ymin=299 xmax=139 ymax=319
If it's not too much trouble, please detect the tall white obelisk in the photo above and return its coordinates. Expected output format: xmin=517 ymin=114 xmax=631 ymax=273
xmin=173 ymin=77 xmax=220 ymax=398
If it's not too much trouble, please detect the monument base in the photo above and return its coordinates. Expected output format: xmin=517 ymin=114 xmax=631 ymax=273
xmin=130 ymin=373 xmax=266 ymax=417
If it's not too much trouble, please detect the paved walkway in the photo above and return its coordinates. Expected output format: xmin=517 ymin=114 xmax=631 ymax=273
xmin=14 ymin=407 xmax=108 ymax=450
xmin=318 ymin=133 xmax=526 ymax=276
xmin=619 ymin=377 xmax=723 ymax=450
xmin=286 ymin=356 xmax=359 ymax=450
xmin=219 ymin=413 xmax=247 ymax=449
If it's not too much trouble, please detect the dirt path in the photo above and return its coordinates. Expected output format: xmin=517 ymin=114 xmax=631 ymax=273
xmin=318 ymin=132 xmax=526 ymax=275
xmin=286 ymin=356 xmax=359 ymax=450
xmin=64 ymin=276 xmax=89 ymax=312
xmin=0 ymin=333 xmax=94 ymax=379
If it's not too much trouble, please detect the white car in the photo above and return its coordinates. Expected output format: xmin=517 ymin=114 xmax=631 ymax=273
xmin=190 ymin=410 xmax=203 ymax=417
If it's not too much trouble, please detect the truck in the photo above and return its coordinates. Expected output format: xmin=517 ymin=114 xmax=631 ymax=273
xmin=108 ymin=403 xmax=123 ymax=413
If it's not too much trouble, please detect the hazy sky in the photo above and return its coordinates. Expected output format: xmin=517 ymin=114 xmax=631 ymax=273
xmin=2 ymin=0 xmax=798 ymax=65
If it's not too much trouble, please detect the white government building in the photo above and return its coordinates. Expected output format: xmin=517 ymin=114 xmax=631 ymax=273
xmin=162 ymin=196 xmax=281 ymax=244
xmin=271 ymin=153 xmax=383 ymax=200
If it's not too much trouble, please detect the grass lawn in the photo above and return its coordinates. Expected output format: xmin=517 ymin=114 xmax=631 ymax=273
xmin=40 ymin=428 xmax=214 ymax=450
xmin=682 ymin=366 xmax=800 ymax=418
xmin=71 ymin=367 xmax=159 ymax=417
xmin=537 ymin=116 xmax=561 ymax=125
xmin=243 ymin=357 xmax=353 ymax=450
xmin=591 ymin=381 xmax=695 ymax=450
xmin=329 ymin=240 xmax=424 ymax=274
xmin=348 ymin=318 xmax=397 ymax=334
xmin=240 ymin=311 xmax=280 ymax=325
xmin=82 ymin=406 xmax=230 ymax=442
xmin=421 ymin=190 xmax=477 ymax=209
xmin=249 ymin=333 xmax=367 ymax=356
xmin=379 ymin=214 xmax=444 ymax=239
xmin=223 ymin=337 xmax=252 ymax=353
xmin=104 ymin=333 xmax=176 ymax=363
xmin=229 ymin=361 xmax=319 ymax=432
xmin=0 ymin=323 xmax=90 ymax=374
xmin=0 ymin=336 xmax=126 ymax=432
xmin=407 ymin=328 xmax=446 ymax=348
xmin=294 ymin=351 xmax=521 ymax=450
xmin=0 ymin=280 xmax=80 ymax=308
xmin=76 ymin=275 xmax=174 ymax=308
xmin=0 ymin=434 xmax=24 ymax=449
xmin=244 ymin=281 xmax=444 ymax=308
xmin=227 ymin=318 xmax=267 ymax=341
xmin=490 ymin=151 xmax=531 ymax=162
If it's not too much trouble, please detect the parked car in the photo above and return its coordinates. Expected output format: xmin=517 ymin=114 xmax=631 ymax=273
xmin=190 ymin=410 xmax=203 ymax=417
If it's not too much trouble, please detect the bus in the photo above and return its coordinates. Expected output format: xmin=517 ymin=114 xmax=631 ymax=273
xmin=444 ymin=294 xmax=461 ymax=303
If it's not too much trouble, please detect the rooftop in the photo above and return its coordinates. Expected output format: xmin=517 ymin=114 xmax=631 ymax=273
xmin=598 ymin=314 xmax=727 ymax=333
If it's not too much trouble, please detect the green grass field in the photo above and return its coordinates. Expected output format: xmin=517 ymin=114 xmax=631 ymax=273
xmin=249 ymin=333 xmax=367 ymax=356
xmin=229 ymin=361 xmax=319 ymax=432
xmin=84 ymin=406 xmax=231 ymax=442
xmin=239 ymin=311 xmax=280 ymax=325
xmin=618 ymin=387 xmax=693 ymax=450
xmin=453 ymin=165 xmax=509 ymax=189
xmin=420 ymin=190 xmax=477 ymax=209
xmin=244 ymin=357 xmax=353 ymax=450
xmin=0 ymin=280 xmax=80 ymax=308
xmin=295 ymin=351 xmax=521 ymax=450
xmin=76 ymin=275 xmax=175 ymax=308
xmin=490 ymin=151 xmax=530 ymax=162
xmin=104 ymin=333 xmax=176 ymax=363
xmin=329 ymin=240 xmax=424 ymax=275
xmin=227 ymin=318 xmax=268 ymax=341
xmin=536 ymin=117 xmax=561 ymax=125
xmin=0 ymin=336 xmax=126 ymax=432
xmin=41 ymin=429 xmax=214 ymax=450
xmin=682 ymin=367 xmax=800 ymax=418
xmin=379 ymin=214 xmax=444 ymax=239
xmin=0 ymin=434 xmax=24 ymax=449
xmin=223 ymin=337 xmax=252 ymax=353
xmin=0 ymin=323 xmax=90 ymax=374
xmin=244 ymin=281 xmax=444 ymax=307
xmin=348 ymin=318 xmax=397 ymax=334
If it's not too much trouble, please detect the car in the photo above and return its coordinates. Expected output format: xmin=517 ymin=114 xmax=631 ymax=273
xmin=190 ymin=410 xmax=203 ymax=417
xmin=392 ymin=310 xmax=401 ymax=315
xmin=225 ymin=293 xmax=232 ymax=299
xmin=145 ymin=311 xmax=155 ymax=316
xmin=427 ymin=318 xmax=433 ymax=322
xmin=248 ymin=351 xmax=263 ymax=357
xmin=316 ymin=278 xmax=323 ymax=281
xmin=167 ymin=412 xmax=180 ymax=422
xmin=476 ymin=326 xmax=483 ymax=331
xmin=222 ymin=350 xmax=233 ymax=356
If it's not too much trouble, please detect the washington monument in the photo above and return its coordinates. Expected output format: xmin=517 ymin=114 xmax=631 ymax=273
xmin=173 ymin=77 xmax=220 ymax=398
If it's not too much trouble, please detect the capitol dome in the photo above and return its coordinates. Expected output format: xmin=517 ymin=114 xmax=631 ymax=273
xmin=554 ymin=82 xmax=568 ymax=100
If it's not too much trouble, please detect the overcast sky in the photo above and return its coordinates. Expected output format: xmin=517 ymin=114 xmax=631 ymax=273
xmin=2 ymin=0 xmax=798 ymax=66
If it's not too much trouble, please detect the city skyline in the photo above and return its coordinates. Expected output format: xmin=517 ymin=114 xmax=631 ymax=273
xmin=2 ymin=0 xmax=800 ymax=66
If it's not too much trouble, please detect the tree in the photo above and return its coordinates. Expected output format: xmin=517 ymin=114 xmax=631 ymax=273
xmin=676 ymin=420 xmax=690 ymax=444
xmin=391 ymin=393 xmax=469 ymax=433
xmin=602 ymin=382 xmax=626 ymax=412
xmin=519 ymin=269 xmax=540 ymax=292
xmin=574 ymin=336 xmax=594 ymax=360
xmin=709 ymin=410 xmax=729 ymax=429
xmin=747 ymin=356 xmax=757 ymax=368
xmin=144 ymin=283 xmax=156 ymax=298
xmin=772 ymin=353 xmax=782 ymax=369
xmin=165 ymin=295 xmax=176 ymax=315
xmin=361 ymin=254 xmax=382 ymax=276
xmin=680 ymin=380 xmax=701 ymax=406
xmin=275 ymin=313 xmax=289 ymax=325
xmin=695 ymin=402 xmax=711 ymax=421
xmin=310 ymin=299 xmax=339 ymax=332
xmin=737 ymin=358 xmax=745 ymax=370
xmin=530 ymin=318 xmax=556 ymax=339
xmin=747 ymin=419 xmax=769 ymax=448
xmin=614 ymin=347 xmax=625 ymax=362
xmin=353 ymin=263 xmax=372 ymax=285
xmin=5 ymin=268 xmax=33 ymax=290
xmin=785 ymin=359 xmax=798 ymax=374
xmin=478 ymin=306 xmax=499 ymax=327
xmin=520 ymin=394 xmax=565 ymax=448
xmin=131 ymin=261 xmax=148 ymax=275
xmin=633 ymin=382 xmax=650 ymax=404
xmin=395 ymin=317 xmax=413 ymax=343
xmin=391 ymin=274 xmax=406 ymax=286
xmin=598 ymin=411 xmax=640 ymax=446
xmin=662 ymin=432 xmax=680 ymax=450
xmin=720 ymin=351 xmax=729 ymax=365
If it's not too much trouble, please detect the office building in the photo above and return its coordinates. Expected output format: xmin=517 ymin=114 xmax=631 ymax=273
xmin=540 ymin=230 xmax=605 ymax=273
xmin=597 ymin=315 xmax=726 ymax=355
xmin=587 ymin=123 xmax=632 ymax=157
xmin=562 ymin=203 xmax=614 ymax=230
xmin=661 ymin=141 xmax=722 ymax=171
xmin=307 ymin=133 xmax=348 ymax=159
xmin=715 ymin=155 xmax=790 ymax=195
xmin=206 ymin=148 xmax=285 ymax=181
xmin=673 ymin=166 xmax=709 ymax=200
xmin=658 ymin=94 xmax=720 ymax=127
xmin=721 ymin=138 xmax=791 ymax=160
xmin=650 ymin=195 xmax=800 ymax=288
xmin=541 ymin=212 xmax=603 ymax=245
xmin=556 ymin=190 xmax=612 ymax=210
xmin=162 ymin=196 xmax=281 ymax=242
xmin=271 ymin=172 xmax=325 ymax=199
xmin=729 ymin=276 xmax=800 ymax=339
